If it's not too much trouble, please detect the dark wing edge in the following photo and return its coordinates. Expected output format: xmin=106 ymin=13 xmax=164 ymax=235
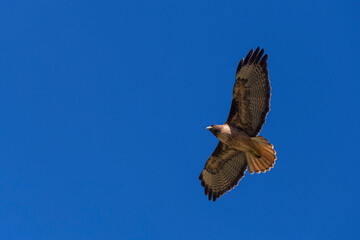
xmin=226 ymin=47 xmax=270 ymax=137
xmin=199 ymin=142 xmax=248 ymax=201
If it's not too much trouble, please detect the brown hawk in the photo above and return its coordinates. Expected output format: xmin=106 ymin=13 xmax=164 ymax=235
xmin=199 ymin=47 xmax=276 ymax=201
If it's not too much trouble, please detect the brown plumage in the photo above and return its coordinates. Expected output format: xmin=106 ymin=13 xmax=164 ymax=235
xmin=199 ymin=47 xmax=276 ymax=201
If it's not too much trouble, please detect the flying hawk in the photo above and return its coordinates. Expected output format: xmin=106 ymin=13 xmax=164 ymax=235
xmin=199 ymin=47 xmax=276 ymax=201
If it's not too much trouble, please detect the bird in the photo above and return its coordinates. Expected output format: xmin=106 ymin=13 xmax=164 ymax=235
xmin=199 ymin=47 xmax=276 ymax=201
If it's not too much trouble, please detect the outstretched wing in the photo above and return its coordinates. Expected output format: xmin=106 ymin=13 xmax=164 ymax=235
xmin=226 ymin=47 xmax=270 ymax=137
xmin=199 ymin=142 xmax=248 ymax=201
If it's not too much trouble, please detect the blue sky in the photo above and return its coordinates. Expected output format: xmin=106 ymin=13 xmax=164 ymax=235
xmin=1 ymin=0 xmax=359 ymax=239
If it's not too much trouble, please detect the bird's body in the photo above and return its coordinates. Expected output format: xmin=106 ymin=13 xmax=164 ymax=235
xmin=207 ymin=124 xmax=260 ymax=157
xmin=199 ymin=47 xmax=276 ymax=201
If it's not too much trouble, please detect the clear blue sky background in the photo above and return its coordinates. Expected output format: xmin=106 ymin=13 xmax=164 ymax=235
xmin=1 ymin=0 xmax=359 ymax=239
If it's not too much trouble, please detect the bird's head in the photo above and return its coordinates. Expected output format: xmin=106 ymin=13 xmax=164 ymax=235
xmin=206 ymin=124 xmax=222 ymax=136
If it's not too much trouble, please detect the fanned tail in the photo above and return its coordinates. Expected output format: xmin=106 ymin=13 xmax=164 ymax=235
xmin=246 ymin=136 xmax=276 ymax=174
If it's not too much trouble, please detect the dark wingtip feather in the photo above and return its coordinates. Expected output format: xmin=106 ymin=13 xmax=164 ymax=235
xmin=259 ymin=54 xmax=268 ymax=67
xmin=236 ymin=58 xmax=244 ymax=73
xmin=213 ymin=194 xmax=217 ymax=202
xmin=244 ymin=49 xmax=254 ymax=64
xmin=255 ymin=48 xmax=264 ymax=64
xmin=249 ymin=47 xmax=260 ymax=64
xmin=208 ymin=190 xmax=213 ymax=201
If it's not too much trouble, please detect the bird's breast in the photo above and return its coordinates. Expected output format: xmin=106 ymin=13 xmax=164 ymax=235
xmin=217 ymin=130 xmax=253 ymax=152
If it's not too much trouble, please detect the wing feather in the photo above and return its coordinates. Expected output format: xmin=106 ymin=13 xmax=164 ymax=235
xmin=226 ymin=47 xmax=271 ymax=137
xmin=199 ymin=142 xmax=247 ymax=201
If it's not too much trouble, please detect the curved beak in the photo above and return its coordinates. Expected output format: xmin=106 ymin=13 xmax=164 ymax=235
xmin=206 ymin=126 xmax=213 ymax=130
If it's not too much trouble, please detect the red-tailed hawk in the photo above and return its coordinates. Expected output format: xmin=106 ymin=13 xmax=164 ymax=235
xmin=199 ymin=47 xmax=276 ymax=201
